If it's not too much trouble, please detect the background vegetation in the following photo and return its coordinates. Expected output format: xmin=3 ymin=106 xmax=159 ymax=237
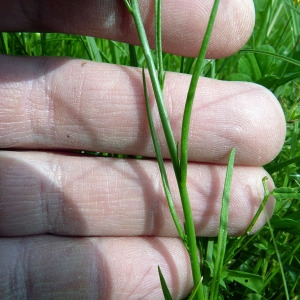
xmin=1 ymin=0 xmax=299 ymax=299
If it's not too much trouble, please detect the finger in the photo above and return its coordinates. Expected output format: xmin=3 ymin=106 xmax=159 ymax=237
xmin=1 ymin=0 xmax=254 ymax=58
xmin=0 ymin=56 xmax=286 ymax=166
xmin=0 ymin=235 xmax=192 ymax=299
xmin=0 ymin=151 xmax=275 ymax=237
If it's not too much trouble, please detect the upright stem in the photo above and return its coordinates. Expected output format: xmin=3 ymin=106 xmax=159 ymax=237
xmin=124 ymin=1 xmax=221 ymax=299
xmin=126 ymin=2 xmax=203 ymax=298
xmin=179 ymin=2 xmax=221 ymax=298
xmin=155 ymin=0 xmax=164 ymax=87
xmin=128 ymin=0 xmax=181 ymax=182
xmin=210 ymin=148 xmax=235 ymax=300
xmin=179 ymin=184 xmax=204 ymax=299
xmin=180 ymin=0 xmax=221 ymax=183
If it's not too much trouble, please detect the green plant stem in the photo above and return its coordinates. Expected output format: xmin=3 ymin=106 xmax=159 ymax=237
xmin=125 ymin=2 xmax=203 ymax=298
xmin=241 ymin=49 xmax=300 ymax=67
xmin=143 ymin=68 xmax=186 ymax=245
xmin=224 ymin=176 xmax=272 ymax=265
xmin=210 ymin=148 xmax=235 ymax=300
xmin=178 ymin=183 xmax=204 ymax=299
xmin=180 ymin=0 xmax=221 ymax=184
xmin=126 ymin=0 xmax=181 ymax=182
xmin=179 ymin=1 xmax=221 ymax=297
xmin=124 ymin=1 xmax=223 ymax=298
xmin=155 ymin=0 xmax=164 ymax=87
xmin=266 ymin=215 xmax=290 ymax=300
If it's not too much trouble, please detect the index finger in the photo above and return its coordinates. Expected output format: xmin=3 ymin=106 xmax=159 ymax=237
xmin=1 ymin=0 xmax=255 ymax=58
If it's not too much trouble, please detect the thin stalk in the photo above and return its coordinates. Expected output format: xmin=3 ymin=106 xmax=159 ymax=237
xmin=224 ymin=176 xmax=272 ymax=265
xmin=124 ymin=1 xmax=222 ymax=298
xmin=125 ymin=0 xmax=181 ymax=182
xmin=179 ymin=1 xmax=221 ymax=297
xmin=123 ymin=0 xmax=132 ymax=12
xmin=178 ymin=184 xmax=204 ymax=299
xmin=125 ymin=1 xmax=202 ymax=297
xmin=155 ymin=0 xmax=164 ymax=87
xmin=210 ymin=148 xmax=235 ymax=300
xmin=266 ymin=215 xmax=290 ymax=300
xmin=180 ymin=0 xmax=220 ymax=184
xmin=260 ymin=240 xmax=300 ymax=292
xmin=142 ymin=69 xmax=187 ymax=246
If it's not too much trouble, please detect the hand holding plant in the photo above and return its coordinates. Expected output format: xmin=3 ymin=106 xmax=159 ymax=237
xmin=0 ymin=1 xmax=288 ymax=299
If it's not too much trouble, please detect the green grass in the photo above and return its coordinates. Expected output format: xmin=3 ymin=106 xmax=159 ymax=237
xmin=1 ymin=0 xmax=300 ymax=299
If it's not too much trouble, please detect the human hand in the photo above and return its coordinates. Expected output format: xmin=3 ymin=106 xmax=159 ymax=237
xmin=0 ymin=1 xmax=286 ymax=299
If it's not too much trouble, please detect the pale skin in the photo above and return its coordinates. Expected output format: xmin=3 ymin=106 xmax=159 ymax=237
xmin=0 ymin=1 xmax=286 ymax=299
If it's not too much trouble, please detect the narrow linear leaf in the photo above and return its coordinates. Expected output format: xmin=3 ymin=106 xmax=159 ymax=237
xmin=272 ymin=187 xmax=300 ymax=200
xmin=241 ymin=49 xmax=300 ymax=67
xmin=188 ymin=277 xmax=203 ymax=300
xmin=142 ymin=69 xmax=186 ymax=245
xmin=0 ymin=33 xmax=9 ymax=54
xmin=180 ymin=0 xmax=221 ymax=183
xmin=125 ymin=2 xmax=222 ymax=299
xmin=266 ymin=215 xmax=290 ymax=299
xmin=264 ymin=155 xmax=300 ymax=174
xmin=158 ymin=266 xmax=173 ymax=300
xmin=272 ymin=72 xmax=300 ymax=87
xmin=227 ymin=72 xmax=253 ymax=82
xmin=129 ymin=44 xmax=139 ymax=67
xmin=283 ymin=0 xmax=300 ymax=15
xmin=224 ymin=176 xmax=273 ymax=264
xmin=210 ymin=148 xmax=235 ymax=300
xmin=223 ymin=270 xmax=263 ymax=293
xmin=13 ymin=33 xmax=29 ymax=55
xmin=85 ymin=36 xmax=102 ymax=62
xmin=126 ymin=0 xmax=181 ymax=181
xmin=271 ymin=214 xmax=300 ymax=234
xmin=155 ymin=0 xmax=164 ymax=87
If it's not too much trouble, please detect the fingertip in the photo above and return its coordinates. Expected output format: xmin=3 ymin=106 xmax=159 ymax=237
xmin=170 ymin=76 xmax=286 ymax=166
xmin=207 ymin=0 xmax=255 ymax=58
xmin=190 ymin=165 xmax=276 ymax=237
xmin=242 ymin=83 xmax=286 ymax=165
xmin=225 ymin=167 xmax=275 ymax=236
xmin=1 ymin=0 xmax=255 ymax=58
xmin=161 ymin=0 xmax=255 ymax=58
